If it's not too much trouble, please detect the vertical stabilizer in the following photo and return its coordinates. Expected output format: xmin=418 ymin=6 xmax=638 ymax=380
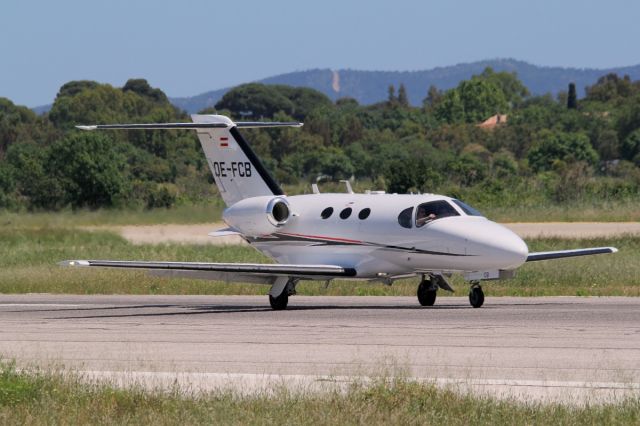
xmin=191 ymin=114 xmax=284 ymax=206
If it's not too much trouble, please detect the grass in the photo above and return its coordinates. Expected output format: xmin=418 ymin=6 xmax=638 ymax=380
xmin=0 ymin=363 xmax=638 ymax=425
xmin=481 ymin=198 xmax=640 ymax=223
xmin=1 ymin=197 xmax=639 ymax=228
xmin=0 ymin=202 xmax=225 ymax=227
xmin=0 ymin=227 xmax=637 ymax=297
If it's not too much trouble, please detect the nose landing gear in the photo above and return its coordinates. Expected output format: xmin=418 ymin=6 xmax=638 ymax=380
xmin=468 ymin=281 xmax=485 ymax=308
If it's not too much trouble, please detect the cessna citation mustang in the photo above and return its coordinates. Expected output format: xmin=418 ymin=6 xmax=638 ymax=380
xmin=62 ymin=114 xmax=617 ymax=310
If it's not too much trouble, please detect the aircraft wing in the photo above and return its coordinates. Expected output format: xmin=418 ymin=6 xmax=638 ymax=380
xmin=526 ymin=247 xmax=617 ymax=262
xmin=59 ymin=260 xmax=356 ymax=284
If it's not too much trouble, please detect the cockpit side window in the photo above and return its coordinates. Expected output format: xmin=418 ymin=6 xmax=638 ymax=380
xmin=398 ymin=207 xmax=414 ymax=229
xmin=452 ymin=199 xmax=484 ymax=216
xmin=416 ymin=200 xmax=459 ymax=227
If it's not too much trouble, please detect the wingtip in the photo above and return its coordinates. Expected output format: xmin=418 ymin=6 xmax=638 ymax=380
xmin=610 ymin=247 xmax=619 ymax=253
xmin=75 ymin=125 xmax=97 ymax=131
xmin=58 ymin=260 xmax=90 ymax=267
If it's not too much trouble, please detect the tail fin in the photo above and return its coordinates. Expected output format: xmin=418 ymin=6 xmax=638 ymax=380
xmin=76 ymin=115 xmax=302 ymax=206
xmin=191 ymin=114 xmax=283 ymax=206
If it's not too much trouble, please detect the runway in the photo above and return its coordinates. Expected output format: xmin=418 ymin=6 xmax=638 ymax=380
xmin=0 ymin=295 xmax=639 ymax=403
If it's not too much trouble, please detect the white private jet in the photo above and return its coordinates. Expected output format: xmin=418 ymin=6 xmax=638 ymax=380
xmin=62 ymin=114 xmax=617 ymax=310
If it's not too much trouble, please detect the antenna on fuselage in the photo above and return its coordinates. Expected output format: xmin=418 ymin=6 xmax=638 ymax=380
xmin=340 ymin=180 xmax=354 ymax=194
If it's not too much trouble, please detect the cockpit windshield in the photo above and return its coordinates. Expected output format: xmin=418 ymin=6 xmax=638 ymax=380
xmin=415 ymin=200 xmax=460 ymax=227
xmin=452 ymin=199 xmax=484 ymax=217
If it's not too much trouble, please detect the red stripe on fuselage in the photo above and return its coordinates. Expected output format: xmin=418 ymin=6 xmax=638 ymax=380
xmin=280 ymin=232 xmax=363 ymax=244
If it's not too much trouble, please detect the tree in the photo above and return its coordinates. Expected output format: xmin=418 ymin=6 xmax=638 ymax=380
xmin=621 ymin=128 xmax=640 ymax=164
xmin=434 ymin=90 xmax=465 ymax=123
xmin=397 ymin=84 xmax=409 ymax=107
xmin=56 ymin=80 xmax=99 ymax=98
xmin=317 ymin=147 xmax=355 ymax=180
xmin=0 ymin=163 xmax=15 ymax=207
xmin=585 ymin=73 xmax=635 ymax=103
xmin=477 ymin=67 xmax=530 ymax=105
xmin=527 ymin=130 xmax=599 ymax=172
xmin=387 ymin=85 xmax=396 ymax=105
xmin=567 ymin=83 xmax=578 ymax=109
xmin=123 ymin=78 xmax=168 ymax=103
xmin=47 ymin=132 xmax=130 ymax=208
xmin=215 ymin=84 xmax=331 ymax=120
xmin=593 ymin=128 xmax=619 ymax=160
xmin=0 ymin=97 xmax=39 ymax=152
xmin=48 ymin=81 xmax=179 ymax=133
xmin=423 ymin=85 xmax=442 ymax=109
xmin=435 ymin=79 xmax=508 ymax=123
xmin=336 ymin=97 xmax=359 ymax=109
xmin=4 ymin=141 xmax=65 ymax=209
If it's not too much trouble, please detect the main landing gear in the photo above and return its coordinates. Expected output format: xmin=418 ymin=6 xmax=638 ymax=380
xmin=416 ymin=275 xmax=454 ymax=307
xmin=468 ymin=281 xmax=485 ymax=308
xmin=417 ymin=278 xmax=438 ymax=306
xmin=268 ymin=277 xmax=298 ymax=310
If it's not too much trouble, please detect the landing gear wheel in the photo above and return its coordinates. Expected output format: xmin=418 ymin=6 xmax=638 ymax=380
xmin=417 ymin=281 xmax=437 ymax=306
xmin=269 ymin=292 xmax=289 ymax=310
xmin=469 ymin=286 xmax=484 ymax=308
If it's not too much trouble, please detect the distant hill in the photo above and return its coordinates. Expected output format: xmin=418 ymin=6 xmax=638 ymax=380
xmin=171 ymin=59 xmax=640 ymax=113
xmin=33 ymin=59 xmax=640 ymax=114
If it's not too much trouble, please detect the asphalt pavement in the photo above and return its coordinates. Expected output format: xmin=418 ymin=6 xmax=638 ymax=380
xmin=0 ymin=295 xmax=638 ymax=403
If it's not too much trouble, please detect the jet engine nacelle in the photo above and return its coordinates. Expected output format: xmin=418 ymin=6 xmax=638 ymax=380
xmin=222 ymin=196 xmax=291 ymax=237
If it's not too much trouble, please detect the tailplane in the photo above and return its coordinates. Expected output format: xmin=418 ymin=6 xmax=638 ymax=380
xmin=77 ymin=115 xmax=302 ymax=206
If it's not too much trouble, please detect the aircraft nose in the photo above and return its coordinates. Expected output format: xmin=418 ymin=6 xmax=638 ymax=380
xmin=462 ymin=222 xmax=529 ymax=269
xmin=424 ymin=218 xmax=528 ymax=270
xmin=498 ymin=225 xmax=529 ymax=269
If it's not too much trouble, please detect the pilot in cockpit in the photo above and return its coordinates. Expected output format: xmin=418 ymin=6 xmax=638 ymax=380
xmin=416 ymin=206 xmax=436 ymax=227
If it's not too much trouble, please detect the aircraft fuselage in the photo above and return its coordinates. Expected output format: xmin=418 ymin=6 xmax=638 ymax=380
xmin=240 ymin=193 xmax=529 ymax=279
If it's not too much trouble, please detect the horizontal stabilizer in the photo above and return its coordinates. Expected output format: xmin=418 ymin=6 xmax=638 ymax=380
xmin=526 ymin=247 xmax=618 ymax=262
xmin=76 ymin=121 xmax=302 ymax=131
xmin=59 ymin=259 xmax=356 ymax=278
xmin=208 ymin=228 xmax=242 ymax=238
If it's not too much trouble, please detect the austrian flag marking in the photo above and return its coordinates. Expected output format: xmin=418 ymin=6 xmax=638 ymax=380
xmin=220 ymin=137 xmax=229 ymax=147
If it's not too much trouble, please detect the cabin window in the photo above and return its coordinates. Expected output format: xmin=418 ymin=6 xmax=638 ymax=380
xmin=321 ymin=207 xmax=334 ymax=219
xmin=339 ymin=207 xmax=352 ymax=219
xmin=452 ymin=199 xmax=483 ymax=216
xmin=416 ymin=200 xmax=459 ymax=227
xmin=398 ymin=207 xmax=413 ymax=229
xmin=358 ymin=208 xmax=371 ymax=220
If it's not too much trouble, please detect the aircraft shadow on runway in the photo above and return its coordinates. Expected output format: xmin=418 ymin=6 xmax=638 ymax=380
xmin=4 ymin=299 xmax=568 ymax=320
xmin=34 ymin=302 xmax=487 ymax=320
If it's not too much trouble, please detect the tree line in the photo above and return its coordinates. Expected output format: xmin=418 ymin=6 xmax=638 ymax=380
xmin=1 ymin=69 xmax=640 ymax=211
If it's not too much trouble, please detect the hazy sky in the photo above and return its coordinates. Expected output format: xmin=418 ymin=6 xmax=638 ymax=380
xmin=3 ymin=0 xmax=640 ymax=106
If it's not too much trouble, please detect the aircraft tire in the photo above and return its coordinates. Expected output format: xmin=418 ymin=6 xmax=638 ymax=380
xmin=469 ymin=286 xmax=484 ymax=308
xmin=269 ymin=293 xmax=289 ymax=310
xmin=417 ymin=281 xmax=437 ymax=306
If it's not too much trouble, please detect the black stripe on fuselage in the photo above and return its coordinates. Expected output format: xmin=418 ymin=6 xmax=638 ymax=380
xmin=249 ymin=233 xmax=473 ymax=257
xmin=229 ymin=127 xmax=284 ymax=196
